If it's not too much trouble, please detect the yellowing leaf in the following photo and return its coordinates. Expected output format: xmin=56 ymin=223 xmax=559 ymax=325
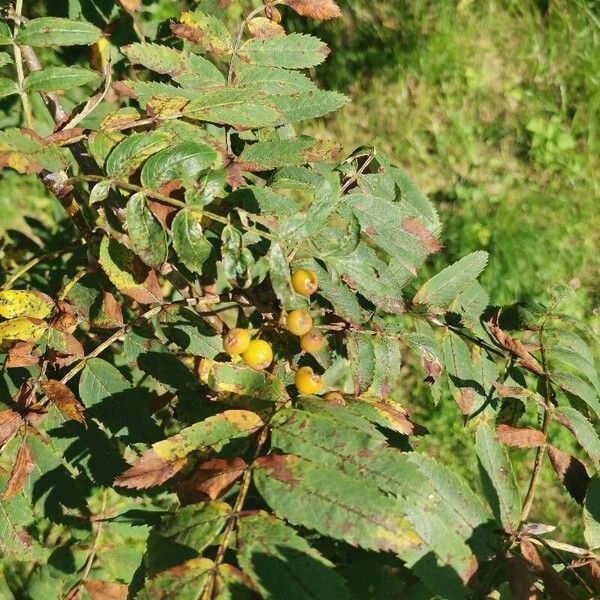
xmin=283 ymin=0 xmax=342 ymax=20
xmin=0 ymin=290 xmax=54 ymax=319
xmin=0 ymin=317 xmax=47 ymax=344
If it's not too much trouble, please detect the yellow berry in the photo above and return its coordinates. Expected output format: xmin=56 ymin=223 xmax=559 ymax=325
xmin=295 ymin=366 xmax=324 ymax=395
xmin=300 ymin=328 xmax=325 ymax=353
xmin=292 ymin=269 xmax=319 ymax=296
xmin=241 ymin=339 xmax=273 ymax=370
xmin=223 ymin=328 xmax=251 ymax=356
xmin=286 ymin=309 xmax=313 ymax=336
xmin=324 ymin=391 xmax=345 ymax=406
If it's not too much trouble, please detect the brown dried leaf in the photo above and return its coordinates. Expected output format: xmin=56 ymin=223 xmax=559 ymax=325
xmin=226 ymin=163 xmax=246 ymax=189
xmin=456 ymin=388 xmax=475 ymax=415
xmin=6 ymin=341 xmax=38 ymax=368
xmin=487 ymin=322 xmax=544 ymax=375
xmin=83 ymin=580 xmax=128 ymax=600
xmin=176 ymin=457 xmax=246 ymax=504
xmin=0 ymin=410 xmax=23 ymax=446
xmin=114 ymin=448 xmax=185 ymax=489
xmin=496 ymin=424 xmax=545 ymax=448
xmin=493 ymin=381 xmax=529 ymax=398
xmin=588 ymin=559 xmax=600 ymax=593
xmin=53 ymin=300 xmax=78 ymax=334
xmin=42 ymin=380 xmax=86 ymax=425
xmin=118 ymin=0 xmax=141 ymax=11
xmin=506 ymin=554 xmax=534 ymax=600
xmin=283 ymin=0 xmax=342 ymax=20
xmin=547 ymin=445 xmax=589 ymax=504
xmin=519 ymin=539 xmax=576 ymax=600
xmin=2 ymin=439 xmax=34 ymax=499
xmin=147 ymin=197 xmax=177 ymax=229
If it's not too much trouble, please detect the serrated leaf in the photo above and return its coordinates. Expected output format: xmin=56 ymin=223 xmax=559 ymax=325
xmin=0 ymin=128 xmax=66 ymax=173
xmin=79 ymin=358 xmax=129 ymax=407
xmin=183 ymin=86 xmax=281 ymax=130
xmin=23 ymin=66 xmax=101 ymax=93
xmin=41 ymin=379 xmax=85 ymax=424
xmin=235 ymin=66 xmax=317 ymax=95
xmin=0 ymin=22 xmax=11 ymax=45
xmin=145 ymin=502 xmax=230 ymax=575
xmin=89 ymin=180 xmax=111 ymax=205
xmin=268 ymin=243 xmax=306 ymax=311
xmin=584 ymin=474 xmax=600 ymax=550
xmin=271 ymin=89 xmax=348 ymax=122
xmin=553 ymin=372 xmax=600 ymax=418
xmin=283 ymin=0 xmax=342 ymax=20
xmin=239 ymin=33 xmax=329 ymax=69
xmin=152 ymin=410 xmax=263 ymax=461
xmin=555 ymin=406 xmax=600 ymax=469
xmin=126 ymin=192 xmax=168 ymax=268
xmin=347 ymin=332 xmax=375 ymax=395
xmin=365 ymin=336 xmax=402 ymax=398
xmin=549 ymin=330 xmax=599 ymax=391
xmin=413 ymin=251 xmax=488 ymax=308
xmin=0 ymin=77 xmax=18 ymax=99
xmin=161 ymin=305 xmax=223 ymax=359
xmin=495 ymin=424 xmax=545 ymax=448
xmin=106 ymin=131 xmax=171 ymax=177
xmin=140 ymin=141 xmax=218 ymax=190
xmin=0 ymin=317 xmax=47 ymax=343
xmin=122 ymin=42 xmax=185 ymax=75
xmin=237 ymin=512 xmax=351 ymax=599
xmin=137 ymin=557 xmax=214 ymax=599
xmin=172 ymin=10 xmax=233 ymax=56
xmin=443 ymin=331 xmax=479 ymax=415
xmin=0 ymin=410 xmax=23 ymax=446
xmin=0 ymin=289 xmax=53 ymax=319
xmin=476 ymin=421 xmax=521 ymax=531
xmin=171 ymin=208 xmax=212 ymax=274
xmin=254 ymin=453 xmax=423 ymax=557
xmin=16 ymin=17 xmax=101 ymax=46
xmin=2 ymin=439 xmax=34 ymax=500
xmin=98 ymin=237 xmax=163 ymax=304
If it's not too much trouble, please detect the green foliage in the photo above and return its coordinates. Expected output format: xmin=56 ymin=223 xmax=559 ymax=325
xmin=0 ymin=2 xmax=598 ymax=599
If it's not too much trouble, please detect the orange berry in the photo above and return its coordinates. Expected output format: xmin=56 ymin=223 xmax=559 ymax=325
xmin=241 ymin=339 xmax=273 ymax=370
xmin=295 ymin=366 xmax=324 ymax=395
xmin=223 ymin=328 xmax=251 ymax=356
xmin=291 ymin=269 xmax=318 ymax=296
xmin=300 ymin=328 xmax=325 ymax=353
xmin=286 ymin=309 xmax=313 ymax=336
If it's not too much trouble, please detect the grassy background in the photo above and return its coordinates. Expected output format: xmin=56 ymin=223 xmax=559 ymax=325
xmin=290 ymin=0 xmax=600 ymax=543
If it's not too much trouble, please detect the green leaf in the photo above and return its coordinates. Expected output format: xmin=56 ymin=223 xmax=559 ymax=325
xmin=254 ymin=453 xmax=423 ymax=557
xmin=556 ymin=406 xmax=600 ymax=469
xmin=237 ymin=512 xmax=351 ymax=599
xmin=153 ymin=410 xmax=263 ymax=461
xmin=140 ymin=141 xmax=218 ymax=190
xmin=173 ymin=53 xmax=226 ymax=88
xmin=23 ymin=66 xmax=101 ymax=93
xmin=0 ymin=77 xmax=18 ymax=99
xmin=79 ymin=357 xmax=130 ymax=407
xmin=122 ymin=42 xmax=185 ymax=75
xmin=106 ymin=131 xmax=171 ymax=177
xmin=365 ymin=336 xmax=402 ymax=399
xmin=137 ymin=558 xmax=214 ymax=600
xmin=238 ymin=33 xmax=330 ymax=69
xmin=268 ymin=243 xmax=306 ymax=311
xmin=584 ymin=474 xmax=600 ymax=550
xmin=391 ymin=166 xmax=440 ymax=229
xmin=145 ymin=502 xmax=230 ymax=575
xmin=236 ymin=66 xmax=317 ymax=95
xmin=16 ymin=17 xmax=101 ymax=46
xmin=347 ymin=332 xmax=375 ymax=395
xmin=271 ymin=89 xmax=348 ymax=123
xmin=553 ymin=372 xmax=600 ymax=418
xmin=0 ymin=128 xmax=66 ymax=173
xmin=413 ymin=251 xmax=489 ymax=308
xmin=476 ymin=421 xmax=521 ymax=532
xmin=171 ymin=208 xmax=212 ymax=274
xmin=89 ymin=180 xmax=111 ymax=205
xmin=173 ymin=10 xmax=233 ymax=56
xmin=161 ymin=305 xmax=223 ymax=359
xmin=183 ymin=86 xmax=281 ymax=130
xmin=443 ymin=330 xmax=481 ymax=415
xmin=0 ymin=22 xmax=11 ymax=45
xmin=126 ymin=192 xmax=168 ymax=268
xmin=550 ymin=330 xmax=600 ymax=391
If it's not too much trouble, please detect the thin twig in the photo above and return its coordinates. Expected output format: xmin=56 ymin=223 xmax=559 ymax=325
xmin=340 ymin=148 xmax=376 ymax=194
xmin=12 ymin=0 xmax=33 ymax=127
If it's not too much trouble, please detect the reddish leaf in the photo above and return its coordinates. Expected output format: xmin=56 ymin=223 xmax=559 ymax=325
xmin=496 ymin=424 xmax=545 ymax=448
xmin=283 ymin=0 xmax=342 ymax=20
xmin=588 ymin=559 xmax=600 ymax=593
xmin=402 ymin=216 xmax=442 ymax=255
xmin=547 ymin=445 xmax=589 ymax=504
xmin=41 ymin=380 xmax=86 ymax=425
xmin=5 ymin=341 xmax=38 ymax=368
xmin=493 ymin=381 xmax=529 ymax=398
xmin=487 ymin=323 xmax=543 ymax=375
xmin=519 ymin=539 xmax=575 ymax=600
xmin=456 ymin=388 xmax=475 ymax=416
xmin=83 ymin=580 xmax=128 ymax=600
xmin=114 ymin=448 xmax=185 ymax=489
xmin=147 ymin=197 xmax=177 ymax=229
xmin=0 ymin=410 xmax=23 ymax=446
xmin=176 ymin=457 xmax=246 ymax=504
xmin=2 ymin=439 xmax=34 ymax=499
xmin=506 ymin=554 xmax=534 ymax=600
xmin=47 ymin=330 xmax=85 ymax=368
xmin=92 ymin=292 xmax=124 ymax=329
